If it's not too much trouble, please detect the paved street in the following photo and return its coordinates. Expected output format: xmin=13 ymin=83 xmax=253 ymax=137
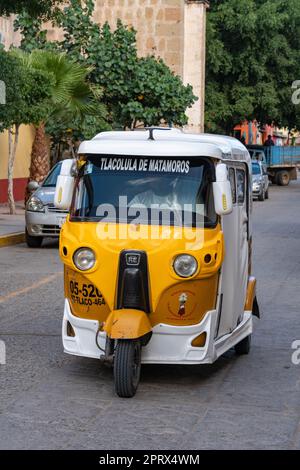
xmin=0 ymin=180 xmax=300 ymax=450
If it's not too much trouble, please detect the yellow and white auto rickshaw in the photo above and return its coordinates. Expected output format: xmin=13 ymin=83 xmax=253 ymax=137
xmin=54 ymin=128 xmax=259 ymax=398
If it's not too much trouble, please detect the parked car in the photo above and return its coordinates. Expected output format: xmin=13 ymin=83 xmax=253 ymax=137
xmin=25 ymin=162 xmax=68 ymax=247
xmin=252 ymin=160 xmax=269 ymax=201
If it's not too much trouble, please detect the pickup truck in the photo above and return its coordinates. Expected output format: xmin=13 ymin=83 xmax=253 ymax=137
xmin=247 ymin=145 xmax=300 ymax=186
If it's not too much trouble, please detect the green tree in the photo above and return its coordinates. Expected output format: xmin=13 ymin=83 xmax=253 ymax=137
xmin=0 ymin=0 xmax=62 ymax=18
xmin=46 ymin=112 xmax=111 ymax=166
xmin=15 ymin=0 xmax=197 ymax=129
xmin=205 ymin=0 xmax=300 ymax=134
xmin=116 ymin=56 xmax=196 ymax=129
xmin=0 ymin=49 xmax=52 ymax=214
xmin=14 ymin=49 xmax=108 ymax=186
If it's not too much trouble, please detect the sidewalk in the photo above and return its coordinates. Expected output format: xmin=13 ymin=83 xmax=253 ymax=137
xmin=0 ymin=202 xmax=25 ymax=246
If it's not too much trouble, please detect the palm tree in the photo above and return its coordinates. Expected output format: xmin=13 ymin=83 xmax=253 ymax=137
xmin=14 ymin=50 xmax=104 ymax=189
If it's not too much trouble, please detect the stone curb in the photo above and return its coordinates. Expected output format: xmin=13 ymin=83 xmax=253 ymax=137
xmin=0 ymin=232 xmax=25 ymax=248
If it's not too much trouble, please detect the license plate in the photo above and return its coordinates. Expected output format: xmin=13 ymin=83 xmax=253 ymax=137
xmin=57 ymin=216 xmax=67 ymax=228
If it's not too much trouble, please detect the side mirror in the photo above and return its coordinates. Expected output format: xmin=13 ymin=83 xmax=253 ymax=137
xmin=54 ymin=159 xmax=76 ymax=210
xmin=27 ymin=181 xmax=40 ymax=192
xmin=213 ymin=164 xmax=233 ymax=215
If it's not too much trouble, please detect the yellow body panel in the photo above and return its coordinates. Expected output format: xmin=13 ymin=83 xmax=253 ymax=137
xmin=149 ymin=276 xmax=219 ymax=326
xmin=64 ymin=266 xmax=110 ymax=321
xmin=60 ymin=221 xmax=224 ymax=327
xmin=104 ymin=309 xmax=152 ymax=339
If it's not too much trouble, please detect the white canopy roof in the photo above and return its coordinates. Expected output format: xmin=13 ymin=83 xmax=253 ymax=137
xmin=78 ymin=129 xmax=250 ymax=163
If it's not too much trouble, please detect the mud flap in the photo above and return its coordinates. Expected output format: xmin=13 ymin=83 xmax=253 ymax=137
xmin=253 ymin=296 xmax=260 ymax=318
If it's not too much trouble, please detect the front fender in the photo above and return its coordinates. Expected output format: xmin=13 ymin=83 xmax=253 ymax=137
xmin=103 ymin=309 xmax=152 ymax=340
xmin=244 ymin=276 xmax=260 ymax=317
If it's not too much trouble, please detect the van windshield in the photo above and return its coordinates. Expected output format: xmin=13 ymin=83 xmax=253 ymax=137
xmin=252 ymin=162 xmax=261 ymax=175
xmin=70 ymin=156 xmax=217 ymax=228
xmin=43 ymin=162 xmax=62 ymax=187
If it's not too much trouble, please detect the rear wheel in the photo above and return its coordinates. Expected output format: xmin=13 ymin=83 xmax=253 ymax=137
xmin=277 ymin=171 xmax=290 ymax=186
xmin=258 ymin=189 xmax=265 ymax=201
xmin=235 ymin=335 xmax=251 ymax=355
xmin=25 ymin=229 xmax=43 ymax=248
xmin=114 ymin=340 xmax=142 ymax=398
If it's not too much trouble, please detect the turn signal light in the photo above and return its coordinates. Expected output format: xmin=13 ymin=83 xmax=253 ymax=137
xmin=191 ymin=332 xmax=207 ymax=348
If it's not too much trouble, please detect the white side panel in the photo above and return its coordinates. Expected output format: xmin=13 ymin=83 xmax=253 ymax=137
xmin=217 ymin=166 xmax=249 ymax=337
xmin=217 ymin=208 xmax=240 ymax=336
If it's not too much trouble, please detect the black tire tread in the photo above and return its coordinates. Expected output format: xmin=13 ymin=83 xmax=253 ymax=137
xmin=277 ymin=171 xmax=290 ymax=186
xmin=258 ymin=190 xmax=265 ymax=201
xmin=25 ymin=229 xmax=43 ymax=248
xmin=114 ymin=340 xmax=141 ymax=398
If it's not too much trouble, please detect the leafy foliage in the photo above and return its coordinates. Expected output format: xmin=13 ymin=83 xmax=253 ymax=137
xmin=15 ymin=0 xmax=197 ymax=129
xmin=13 ymin=49 xmax=109 ymax=160
xmin=0 ymin=49 xmax=52 ymax=131
xmin=0 ymin=0 xmax=62 ymax=18
xmin=14 ymin=49 xmax=104 ymax=120
xmin=46 ymin=110 xmax=111 ymax=146
xmin=0 ymin=49 xmax=54 ymax=213
xmin=205 ymin=0 xmax=300 ymax=133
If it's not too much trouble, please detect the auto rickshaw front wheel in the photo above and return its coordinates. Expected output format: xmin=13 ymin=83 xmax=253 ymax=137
xmin=235 ymin=335 xmax=251 ymax=355
xmin=114 ymin=339 xmax=142 ymax=398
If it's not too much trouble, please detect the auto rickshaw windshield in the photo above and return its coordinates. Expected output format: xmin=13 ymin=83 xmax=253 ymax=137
xmin=70 ymin=155 xmax=217 ymax=228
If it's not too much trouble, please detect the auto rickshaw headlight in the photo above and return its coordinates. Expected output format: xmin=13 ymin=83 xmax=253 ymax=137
xmin=173 ymin=254 xmax=198 ymax=278
xmin=73 ymin=248 xmax=96 ymax=271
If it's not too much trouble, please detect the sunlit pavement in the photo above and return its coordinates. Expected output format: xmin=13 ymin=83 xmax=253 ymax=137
xmin=1 ymin=180 xmax=300 ymax=450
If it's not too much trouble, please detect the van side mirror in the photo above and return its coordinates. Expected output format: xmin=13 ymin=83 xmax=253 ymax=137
xmin=54 ymin=159 xmax=76 ymax=210
xmin=213 ymin=164 xmax=233 ymax=215
xmin=27 ymin=181 xmax=40 ymax=192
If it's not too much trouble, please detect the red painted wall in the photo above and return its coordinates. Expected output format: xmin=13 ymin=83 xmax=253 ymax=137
xmin=0 ymin=178 xmax=27 ymax=203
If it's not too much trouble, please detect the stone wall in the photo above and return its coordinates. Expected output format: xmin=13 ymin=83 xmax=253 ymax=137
xmin=0 ymin=16 xmax=20 ymax=49
xmin=94 ymin=0 xmax=184 ymax=77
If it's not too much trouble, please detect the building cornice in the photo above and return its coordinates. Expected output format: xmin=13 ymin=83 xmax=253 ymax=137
xmin=185 ymin=0 xmax=210 ymax=7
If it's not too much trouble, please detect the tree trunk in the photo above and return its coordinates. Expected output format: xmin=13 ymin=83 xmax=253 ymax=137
xmin=25 ymin=122 xmax=50 ymax=203
xmin=7 ymin=125 xmax=20 ymax=215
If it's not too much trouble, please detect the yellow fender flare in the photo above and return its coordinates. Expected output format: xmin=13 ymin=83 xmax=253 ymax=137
xmin=244 ymin=276 xmax=257 ymax=312
xmin=103 ymin=309 xmax=152 ymax=340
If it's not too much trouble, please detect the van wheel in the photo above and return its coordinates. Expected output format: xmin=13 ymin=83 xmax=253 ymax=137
xmin=258 ymin=190 xmax=265 ymax=201
xmin=277 ymin=171 xmax=290 ymax=186
xmin=235 ymin=335 xmax=251 ymax=355
xmin=114 ymin=340 xmax=141 ymax=398
xmin=25 ymin=229 xmax=43 ymax=248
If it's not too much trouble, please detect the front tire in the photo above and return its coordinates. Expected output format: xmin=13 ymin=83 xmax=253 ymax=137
xmin=258 ymin=189 xmax=265 ymax=201
xmin=265 ymin=188 xmax=269 ymax=199
xmin=25 ymin=229 xmax=43 ymax=248
xmin=235 ymin=335 xmax=251 ymax=355
xmin=114 ymin=340 xmax=142 ymax=398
